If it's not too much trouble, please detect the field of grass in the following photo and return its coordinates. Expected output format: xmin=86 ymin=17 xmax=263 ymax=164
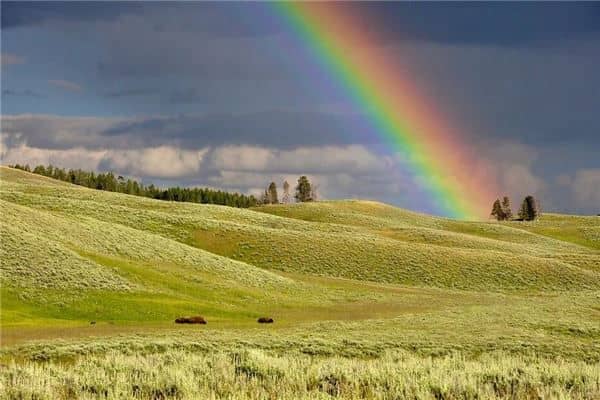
xmin=1 ymin=166 xmax=599 ymax=399
xmin=5 ymin=348 xmax=600 ymax=399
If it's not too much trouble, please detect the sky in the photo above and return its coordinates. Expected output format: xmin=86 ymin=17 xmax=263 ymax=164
xmin=1 ymin=1 xmax=599 ymax=216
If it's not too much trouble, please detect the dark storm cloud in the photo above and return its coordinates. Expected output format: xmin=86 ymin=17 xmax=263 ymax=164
xmin=95 ymin=33 xmax=290 ymax=80
xmin=386 ymin=40 xmax=600 ymax=148
xmin=104 ymin=88 xmax=159 ymax=98
xmin=168 ymin=89 xmax=204 ymax=105
xmin=4 ymin=2 xmax=599 ymax=45
xmin=100 ymin=111 xmax=373 ymax=149
xmin=346 ymin=2 xmax=600 ymax=46
xmin=1 ymin=1 xmax=142 ymax=29
xmin=2 ymin=89 xmax=43 ymax=98
xmin=1 ymin=111 xmax=374 ymax=151
xmin=1 ymin=2 xmax=276 ymax=37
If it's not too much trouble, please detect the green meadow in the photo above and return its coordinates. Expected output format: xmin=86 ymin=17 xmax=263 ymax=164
xmin=1 ymin=166 xmax=599 ymax=399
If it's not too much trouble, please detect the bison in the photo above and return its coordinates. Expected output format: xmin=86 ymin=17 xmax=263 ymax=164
xmin=257 ymin=317 xmax=274 ymax=324
xmin=175 ymin=316 xmax=207 ymax=324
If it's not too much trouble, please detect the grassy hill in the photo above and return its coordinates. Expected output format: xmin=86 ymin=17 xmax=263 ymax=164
xmin=1 ymin=166 xmax=599 ymax=399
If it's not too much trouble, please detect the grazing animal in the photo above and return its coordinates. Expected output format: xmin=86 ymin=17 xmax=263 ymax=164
xmin=90 ymin=321 xmax=96 ymax=325
xmin=175 ymin=316 xmax=207 ymax=324
xmin=257 ymin=317 xmax=274 ymax=324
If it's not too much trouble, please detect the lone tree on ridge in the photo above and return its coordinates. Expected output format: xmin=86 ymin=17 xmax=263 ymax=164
xmin=295 ymin=176 xmax=313 ymax=203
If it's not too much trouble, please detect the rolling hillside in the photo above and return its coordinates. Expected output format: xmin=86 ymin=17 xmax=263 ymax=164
xmin=1 ymin=166 xmax=599 ymax=322
xmin=2 ymin=166 xmax=600 ymax=398
xmin=0 ymin=166 xmax=598 ymax=348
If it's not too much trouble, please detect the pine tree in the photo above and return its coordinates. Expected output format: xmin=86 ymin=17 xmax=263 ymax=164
xmin=282 ymin=180 xmax=290 ymax=204
xmin=518 ymin=199 xmax=528 ymax=220
xmin=501 ymin=196 xmax=512 ymax=221
xmin=268 ymin=182 xmax=278 ymax=204
xmin=518 ymin=196 xmax=538 ymax=221
xmin=490 ymin=199 xmax=504 ymax=221
xmin=295 ymin=176 xmax=313 ymax=202
xmin=525 ymin=195 xmax=538 ymax=221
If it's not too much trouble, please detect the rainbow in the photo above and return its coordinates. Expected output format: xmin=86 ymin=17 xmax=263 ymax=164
xmin=273 ymin=3 xmax=496 ymax=219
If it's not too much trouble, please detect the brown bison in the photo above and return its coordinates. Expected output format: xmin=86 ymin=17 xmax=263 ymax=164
xmin=175 ymin=316 xmax=207 ymax=324
xmin=257 ymin=317 xmax=274 ymax=324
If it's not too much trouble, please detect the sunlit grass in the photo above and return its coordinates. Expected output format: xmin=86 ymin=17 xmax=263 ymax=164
xmin=3 ymin=349 xmax=599 ymax=400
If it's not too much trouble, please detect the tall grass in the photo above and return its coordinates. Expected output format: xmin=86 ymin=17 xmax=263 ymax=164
xmin=2 ymin=349 xmax=599 ymax=399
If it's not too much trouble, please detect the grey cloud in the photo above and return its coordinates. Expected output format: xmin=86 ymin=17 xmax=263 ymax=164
xmin=469 ymin=139 xmax=549 ymax=208
xmin=1 ymin=114 xmax=128 ymax=150
xmin=82 ymin=20 xmax=600 ymax=146
xmin=570 ymin=169 xmax=600 ymax=213
xmin=85 ymin=7 xmax=344 ymax=84
xmin=385 ymin=39 xmax=600 ymax=147
xmin=4 ymin=3 xmax=599 ymax=46
xmin=2 ymin=89 xmax=43 ymax=98
xmin=99 ymin=111 xmax=372 ymax=149
xmin=95 ymin=15 xmax=289 ymax=80
xmin=168 ymin=89 xmax=205 ymax=105
xmin=2 ymin=3 xmax=274 ymax=38
xmin=1 ymin=2 xmax=143 ymax=29
xmin=104 ymin=88 xmax=159 ymax=98
xmin=352 ymin=3 xmax=600 ymax=47
xmin=48 ymin=79 xmax=83 ymax=92
xmin=1 ymin=53 xmax=25 ymax=66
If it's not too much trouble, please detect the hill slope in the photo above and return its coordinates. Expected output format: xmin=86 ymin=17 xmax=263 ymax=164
xmin=1 ymin=166 xmax=599 ymax=338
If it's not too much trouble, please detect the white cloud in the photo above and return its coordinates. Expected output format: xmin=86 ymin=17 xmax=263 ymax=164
xmin=0 ymin=137 xmax=206 ymax=179
xmin=208 ymin=145 xmax=392 ymax=174
xmin=1 ymin=139 xmax=105 ymax=171
xmin=100 ymin=147 xmax=209 ymax=178
xmin=0 ymin=131 xmax=406 ymax=204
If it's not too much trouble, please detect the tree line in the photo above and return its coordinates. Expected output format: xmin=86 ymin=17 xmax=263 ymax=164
xmin=490 ymin=195 xmax=540 ymax=221
xmin=260 ymin=176 xmax=317 ymax=204
xmin=9 ymin=164 xmax=258 ymax=208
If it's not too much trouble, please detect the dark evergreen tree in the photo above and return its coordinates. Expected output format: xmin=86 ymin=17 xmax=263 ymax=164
xmin=501 ymin=196 xmax=513 ymax=220
xmin=490 ymin=199 xmax=504 ymax=221
xmin=525 ymin=195 xmax=538 ymax=221
xmin=268 ymin=182 xmax=278 ymax=204
xmin=518 ymin=198 xmax=529 ymax=221
xmin=518 ymin=195 xmax=539 ymax=221
xmin=295 ymin=175 xmax=313 ymax=202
